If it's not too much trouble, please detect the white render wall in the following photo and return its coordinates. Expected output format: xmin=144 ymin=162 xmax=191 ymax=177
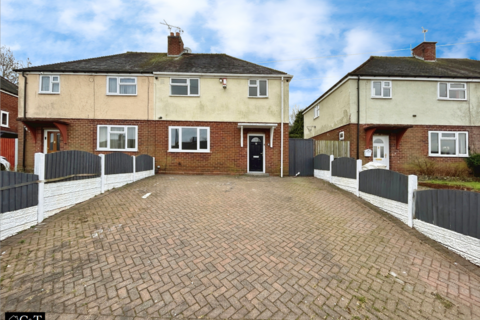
xmin=0 ymin=206 xmax=38 ymax=240
xmin=44 ymin=178 xmax=102 ymax=218
xmin=359 ymin=192 xmax=409 ymax=224
xmin=331 ymin=176 xmax=357 ymax=195
xmin=105 ymin=173 xmax=134 ymax=191
xmin=414 ymin=220 xmax=480 ymax=267
xmin=314 ymin=169 xmax=331 ymax=181
xmin=136 ymin=170 xmax=154 ymax=180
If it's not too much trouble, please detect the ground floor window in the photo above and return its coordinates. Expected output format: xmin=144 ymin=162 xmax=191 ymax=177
xmin=169 ymin=126 xmax=210 ymax=152
xmin=429 ymin=131 xmax=468 ymax=157
xmin=97 ymin=125 xmax=138 ymax=151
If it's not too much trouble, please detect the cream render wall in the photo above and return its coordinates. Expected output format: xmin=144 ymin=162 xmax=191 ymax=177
xmin=304 ymin=78 xmax=480 ymax=139
xmin=154 ymin=77 xmax=289 ymax=123
xmin=18 ymin=74 xmax=155 ymax=120
xmin=358 ymin=79 xmax=480 ymax=126
xmin=304 ymin=79 xmax=352 ymax=139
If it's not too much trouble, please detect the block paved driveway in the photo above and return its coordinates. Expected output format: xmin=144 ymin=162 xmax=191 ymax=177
xmin=1 ymin=175 xmax=480 ymax=320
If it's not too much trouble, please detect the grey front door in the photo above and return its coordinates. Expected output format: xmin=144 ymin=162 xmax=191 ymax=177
xmin=249 ymin=135 xmax=263 ymax=172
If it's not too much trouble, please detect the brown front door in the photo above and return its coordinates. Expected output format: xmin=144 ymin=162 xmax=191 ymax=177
xmin=46 ymin=131 xmax=61 ymax=154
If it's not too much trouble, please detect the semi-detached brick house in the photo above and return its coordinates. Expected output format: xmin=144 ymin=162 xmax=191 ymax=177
xmin=303 ymin=41 xmax=480 ymax=173
xmin=15 ymin=32 xmax=292 ymax=175
xmin=1 ymin=76 xmax=19 ymax=139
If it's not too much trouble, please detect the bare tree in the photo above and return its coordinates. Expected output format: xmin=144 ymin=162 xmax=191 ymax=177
xmin=0 ymin=46 xmax=31 ymax=84
xmin=289 ymin=104 xmax=301 ymax=125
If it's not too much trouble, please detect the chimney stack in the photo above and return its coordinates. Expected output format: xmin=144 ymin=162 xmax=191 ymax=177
xmin=412 ymin=42 xmax=437 ymax=62
xmin=168 ymin=32 xmax=184 ymax=56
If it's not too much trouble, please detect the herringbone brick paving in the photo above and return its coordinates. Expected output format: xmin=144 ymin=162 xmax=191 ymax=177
xmin=1 ymin=175 xmax=480 ymax=319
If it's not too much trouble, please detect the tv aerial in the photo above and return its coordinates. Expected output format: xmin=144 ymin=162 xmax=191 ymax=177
xmin=422 ymin=27 xmax=428 ymax=41
xmin=160 ymin=20 xmax=183 ymax=34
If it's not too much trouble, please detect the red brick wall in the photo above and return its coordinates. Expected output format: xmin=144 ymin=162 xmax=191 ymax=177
xmin=168 ymin=33 xmax=184 ymax=56
xmin=412 ymin=42 xmax=436 ymax=61
xmin=1 ymin=91 xmax=18 ymax=134
xmin=311 ymin=124 xmax=480 ymax=174
xmin=19 ymin=119 xmax=290 ymax=176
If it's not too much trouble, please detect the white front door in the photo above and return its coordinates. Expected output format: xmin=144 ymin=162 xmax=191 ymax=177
xmin=372 ymin=135 xmax=389 ymax=169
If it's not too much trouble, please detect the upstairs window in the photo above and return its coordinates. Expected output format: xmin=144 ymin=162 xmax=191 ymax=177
xmin=249 ymin=79 xmax=268 ymax=97
xmin=314 ymin=105 xmax=320 ymax=119
xmin=371 ymin=81 xmax=391 ymax=98
xmin=170 ymin=78 xmax=199 ymax=96
xmin=39 ymin=75 xmax=60 ymax=94
xmin=1 ymin=111 xmax=8 ymax=127
xmin=438 ymin=82 xmax=467 ymax=100
xmin=97 ymin=125 xmax=138 ymax=151
xmin=429 ymin=131 xmax=468 ymax=157
xmin=107 ymin=77 xmax=137 ymax=95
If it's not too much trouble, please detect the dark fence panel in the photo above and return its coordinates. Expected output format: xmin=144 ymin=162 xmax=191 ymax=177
xmin=314 ymin=154 xmax=330 ymax=171
xmin=416 ymin=190 xmax=480 ymax=240
xmin=45 ymin=150 xmax=100 ymax=182
xmin=289 ymin=139 xmax=314 ymax=176
xmin=136 ymin=154 xmax=154 ymax=172
xmin=359 ymin=169 xmax=408 ymax=203
xmin=105 ymin=153 xmax=133 ymax=175
xmin=1 ymin=171 xmax=38 ymax=213
xmin=331 ymin=157 xmax=356 ymax=179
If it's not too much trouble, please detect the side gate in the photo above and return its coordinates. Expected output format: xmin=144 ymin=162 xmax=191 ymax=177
xmin=289 ymin=139 xmax=314 ymax=176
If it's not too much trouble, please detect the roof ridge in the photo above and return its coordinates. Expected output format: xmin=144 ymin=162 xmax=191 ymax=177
xmin=224 ymin=54 xmax=288 ymax=75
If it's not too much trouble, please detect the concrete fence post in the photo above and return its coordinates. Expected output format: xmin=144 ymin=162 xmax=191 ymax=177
xmin=356 ymin=159 xmax=362 ymax=197
xmin=132 ymin=156 xmax=136 ymax=182
xmin=34 ymin=153 xmax=45 ymax=223
xmin=152 ymin=157 xmax=155 ymax=176
xmin=99 ymin=154 xmax=105 ymax=194
xmin=407 ymin=175 xmax=418 ymax=228
xmin=329 ymin=155 xmax=334 ymax=183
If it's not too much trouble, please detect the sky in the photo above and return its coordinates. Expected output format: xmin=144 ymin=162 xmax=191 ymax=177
xmin=2 ymin=0 xmax=480 ymax=116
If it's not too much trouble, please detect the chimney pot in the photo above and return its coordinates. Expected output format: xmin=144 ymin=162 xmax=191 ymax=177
xmin=170 ymin=32 xmax=174 ymax=36
xmin=412 ymin=42 xmax=437 ymax=61
xmin=175 ymin=32 xmax=180 ymax=36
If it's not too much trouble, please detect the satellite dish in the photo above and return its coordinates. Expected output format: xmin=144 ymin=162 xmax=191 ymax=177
xmin=184 ymin=47 xmax=192 ymax=53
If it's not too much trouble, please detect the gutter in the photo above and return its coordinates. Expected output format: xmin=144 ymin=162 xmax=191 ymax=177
xmin=357 ymin=76 xmax=360 ymax=159
xmin=281 ymin=76 xmax=284 ymax=178
xmin=22 ymin=72 xmax=27 ymax=171
xmin=153 ymin=72 xmax=294 ymax=79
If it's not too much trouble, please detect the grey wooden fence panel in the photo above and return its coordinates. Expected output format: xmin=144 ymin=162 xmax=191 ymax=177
xmin=136 ymin=154 xmax=154 ymax=172
xmin=359 ymin=169 xmax=408 ymax=203
xmin=331 ymin=157 xmax=356 ymax=179
xmin=1 ymin=171 xmax=38 ymax=213
xmin=314 ymin=154 xmax=330 ymax=171
xmin=289 ymin=139 xmax=314 ymax=176
xmin=45 ymin=150 xmax=100 ymax=182
xmin=415 ymin=189 xmax=480 ymax=240
xmin=105 ymin=153 xmax=133 ymax=175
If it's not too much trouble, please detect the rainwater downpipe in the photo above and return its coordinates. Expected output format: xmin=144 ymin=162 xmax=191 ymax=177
xmin=281 ymin=76 xmax=284 ymax=177
xmin=356 ymin=76 xmax=360 ymax=160
xmin=22 ymin=72 xmax=27 ymax=171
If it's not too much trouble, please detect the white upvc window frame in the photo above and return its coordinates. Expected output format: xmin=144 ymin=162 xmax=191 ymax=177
xmin=1 ymin=111 xmax=9 ymax=127
xmin=170 ymin=78 xmax=200 ymax=96
xmin=248 ymin=79 xmax=268 ymax=98
xmin=438 ymin=82 xmax=467 ymax=100
xmin=371 ymin=80 xmax=392 ymax=98
xmin=314 ymin=105 xmax=320 ymax=119
xmin=428 ymin=131 xmax=469 ymax=157
xmin=168 ymin=126 xmax=210 ymax=153
xmin=106 ymin=76 xmax=137 ymax=96
xmin=97 ymin=125 xmax=138 ymax=152
xmin=39 ymin=75 xmax=60 ymax=94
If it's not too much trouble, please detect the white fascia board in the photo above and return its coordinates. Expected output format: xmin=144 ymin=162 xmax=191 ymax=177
xmin=0 ymin=89 xmax=18 ymax=97
xmin=154 ymin=72 xmax=293 ymax=79
xmin=237 ymin=123 xmax=278 ymax=128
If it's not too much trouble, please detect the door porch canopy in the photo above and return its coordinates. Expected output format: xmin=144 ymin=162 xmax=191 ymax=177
xmin=364 ymin=125 xmax=413 ymax=150
xmin=19 ymin=118 xmax=70 ymax=144
xmin=237 ymin=123 xmax=278 ymax=148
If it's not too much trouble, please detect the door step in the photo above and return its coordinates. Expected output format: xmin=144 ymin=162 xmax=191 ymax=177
xmin=244 ymin=173 xmax=270 ymax=177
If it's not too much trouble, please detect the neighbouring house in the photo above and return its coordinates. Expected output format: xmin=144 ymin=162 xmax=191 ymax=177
xmin=303 ymin=41 xmax=480 ymax=173
xmin=15 ymin=32 xmax=292 ymax=175
xmin=0 ymin=76 xmax=19 ymax=169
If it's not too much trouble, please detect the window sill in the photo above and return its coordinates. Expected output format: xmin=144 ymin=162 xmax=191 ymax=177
xmin=428 ymin=154 xmax=469 ymax=158
xmin=313 ymin=116 xmax=319 ymax=119
xmin=437 ymin=98 xmax=467 ymax=101
xmin=370 ymin=96 xmax=392 ymax=99
xmin=168 ymin=150 xmax=211 ymax=153
xmin=96 ymin=149 xmax=138 ymax=152
xmin=106 ymin=94 xmax=138 ymax=96
xmin=169 ymin=95 xmax=200 ymax=97
xmin=0 ymin=125 xmax=8 ymax=128
xmin=248 ymin=96 xmax=268 ymax=99
xmin=39 ymin=92 xmax=60 ymax=95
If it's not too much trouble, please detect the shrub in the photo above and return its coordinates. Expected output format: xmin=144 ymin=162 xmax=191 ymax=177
xmin=465 ymin=153 xmax=480 ymax=177
xmin=435 ymin=162 xmax=470 ymax=179
xmin=404 ymin=157 xmax=436 ymax=176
